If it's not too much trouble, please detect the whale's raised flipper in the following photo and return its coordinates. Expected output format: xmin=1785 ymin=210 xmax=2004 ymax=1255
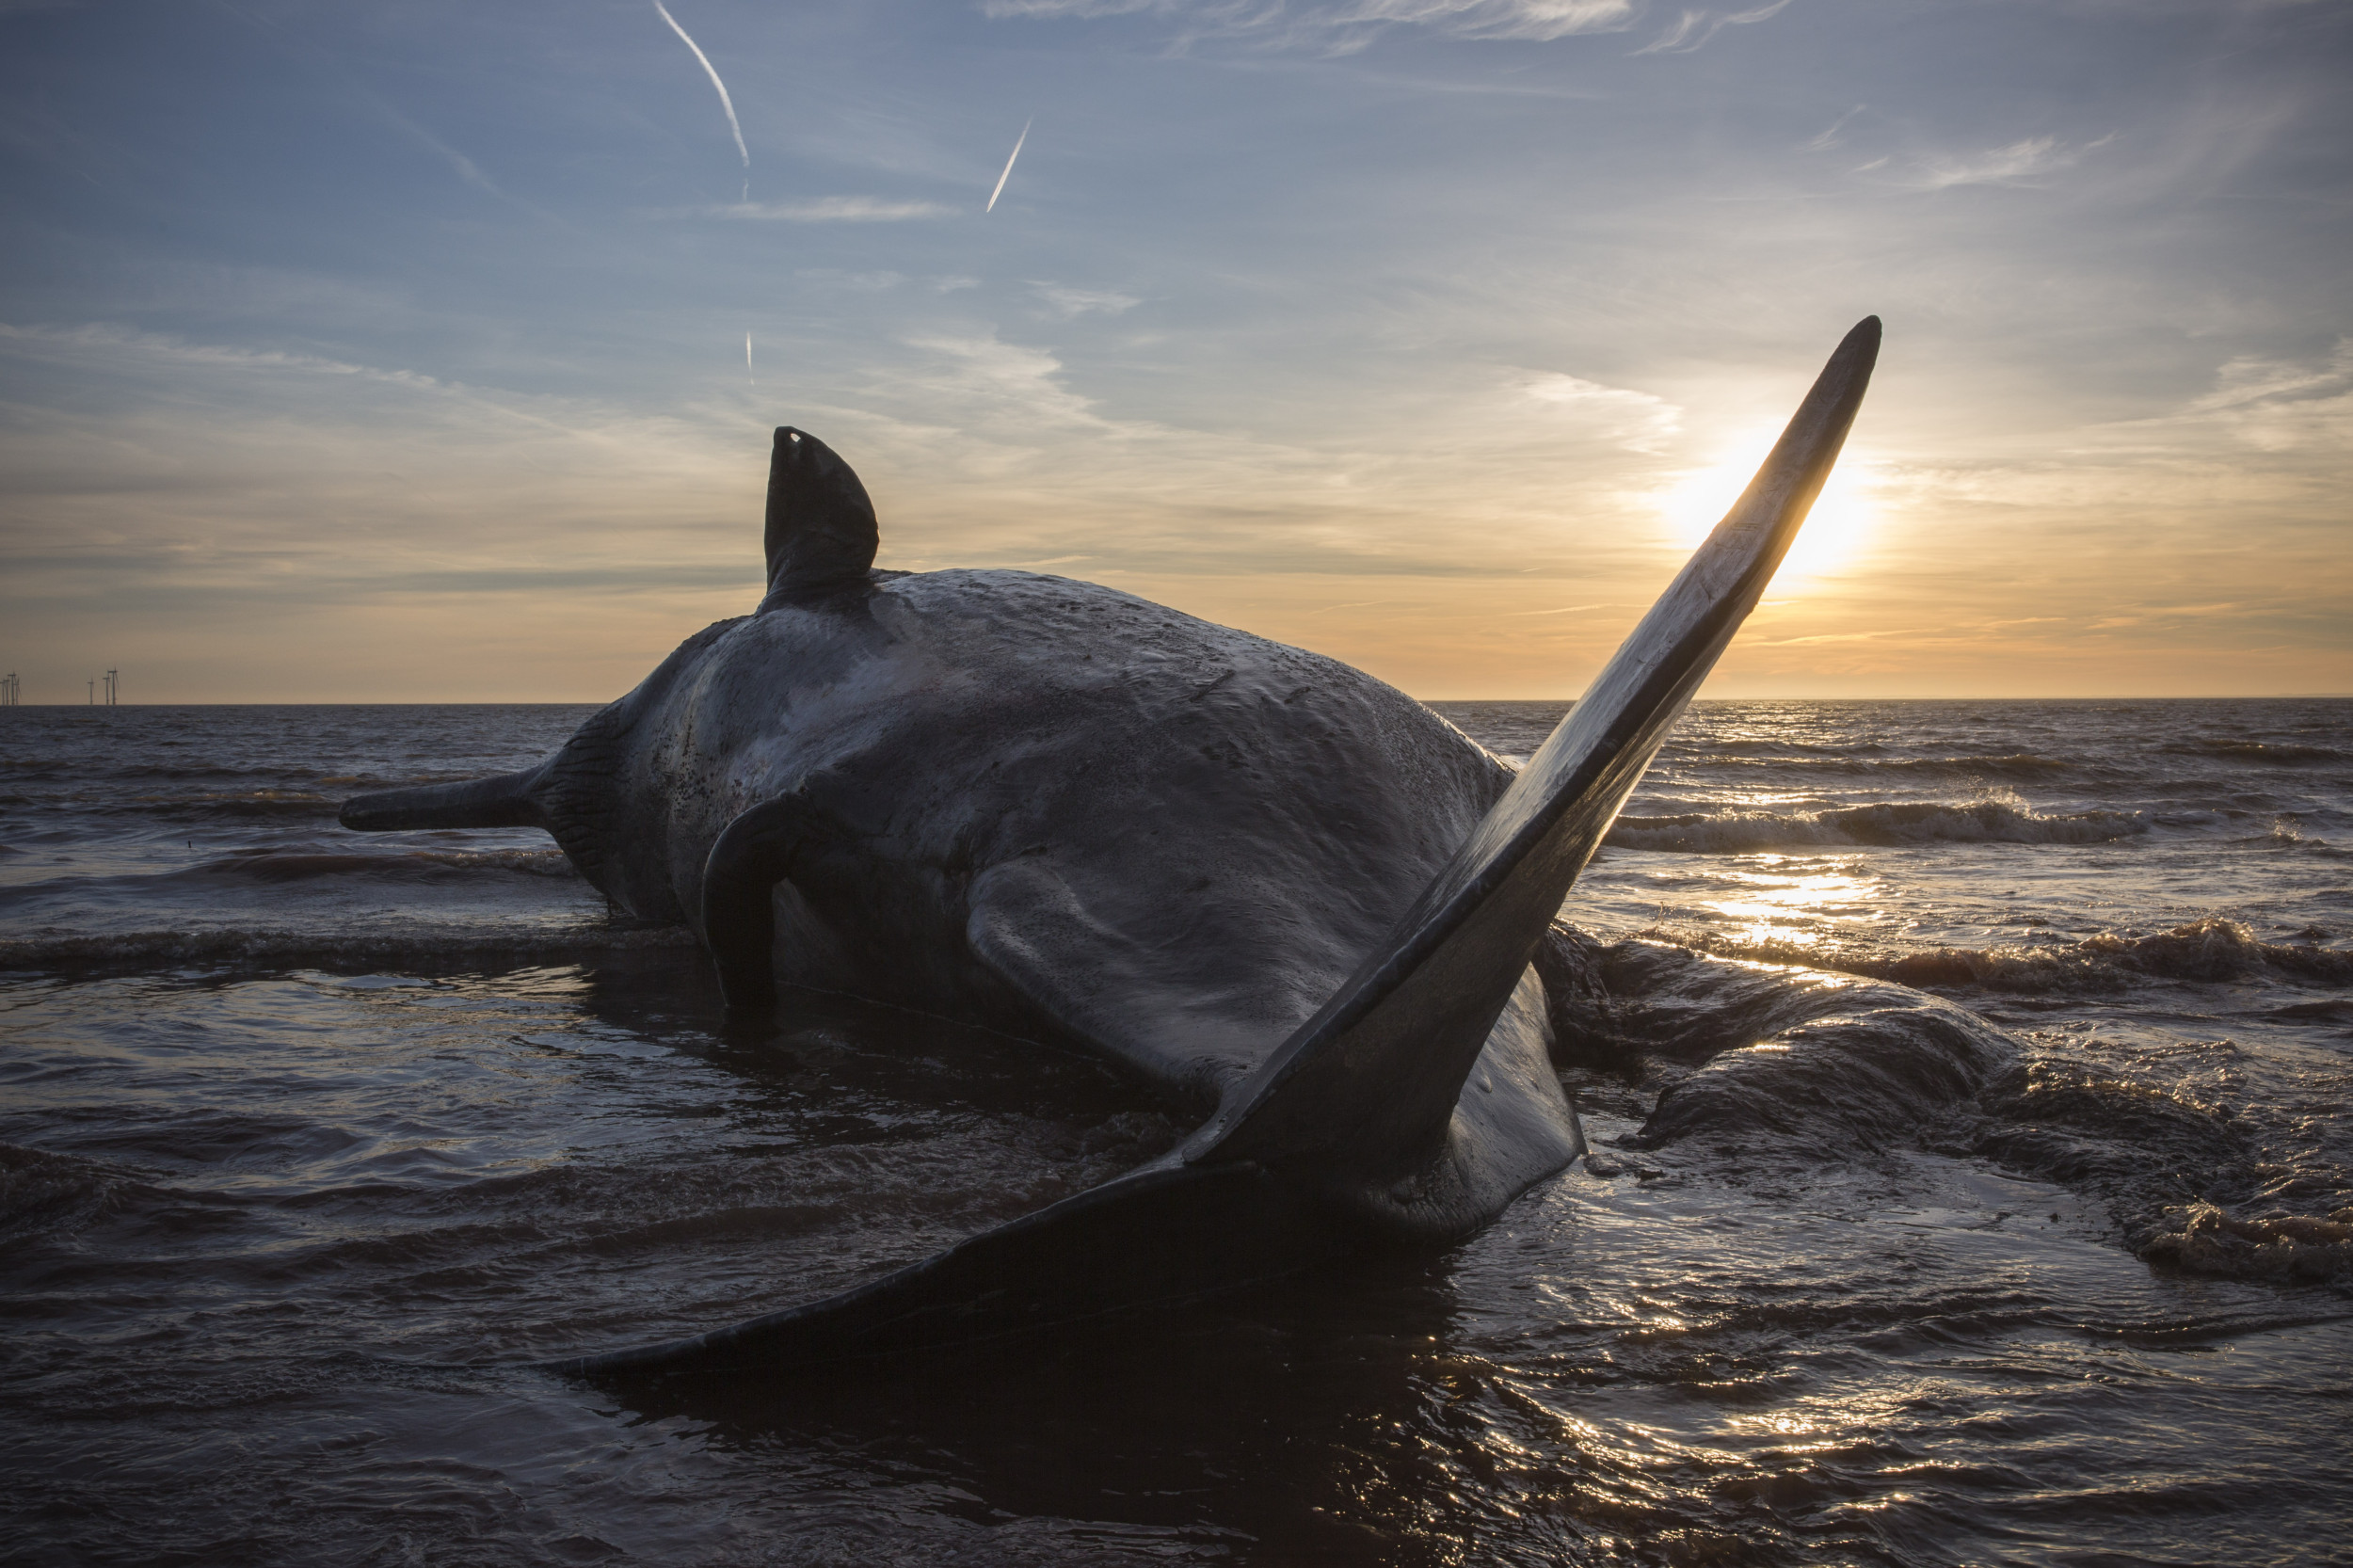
xmin=552 ymin=317 xmax=1881 ymax=1377
xmin=546 ymin=1156 xmax=1364 ymax=1378
xmin=1193 ymin=316 xmax=1881 ymax=1216
xmin=701 ymin=791 xmax=846 ymax=1018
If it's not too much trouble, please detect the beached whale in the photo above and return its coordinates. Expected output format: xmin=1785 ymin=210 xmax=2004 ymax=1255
xmin=340 ymin=319 xmax=1881 ymax=1373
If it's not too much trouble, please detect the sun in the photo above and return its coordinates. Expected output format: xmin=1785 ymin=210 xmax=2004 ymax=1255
xmin=1653 ymin=428 xmax=1880 ymax=583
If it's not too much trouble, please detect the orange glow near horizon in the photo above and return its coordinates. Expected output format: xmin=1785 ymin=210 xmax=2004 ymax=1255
xmin=1655 ymin=431 xmax=1882 ymax=584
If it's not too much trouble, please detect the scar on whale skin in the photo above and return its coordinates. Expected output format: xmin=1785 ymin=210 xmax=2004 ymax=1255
xmin=339 ymin=318 xmax=1884 ymax=1373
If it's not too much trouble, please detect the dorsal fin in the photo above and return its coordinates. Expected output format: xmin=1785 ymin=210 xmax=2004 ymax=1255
xmin=1193 ymin=316 xmax=1882 ymax=1180
xmin=760 ymin=426 xmax=878 ymax=608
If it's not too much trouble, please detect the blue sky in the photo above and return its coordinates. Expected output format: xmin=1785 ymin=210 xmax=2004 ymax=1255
xmin=2 ymin=0 xmax=2346 ymax=699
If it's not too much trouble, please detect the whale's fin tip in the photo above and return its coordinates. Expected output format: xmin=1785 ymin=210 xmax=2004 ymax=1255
xmin=762 ymin=427 xmax=880 ymax=607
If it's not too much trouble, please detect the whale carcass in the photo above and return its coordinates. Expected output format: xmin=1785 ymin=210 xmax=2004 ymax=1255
xmin=340 ymin=318 xmax=1883 ymax=1372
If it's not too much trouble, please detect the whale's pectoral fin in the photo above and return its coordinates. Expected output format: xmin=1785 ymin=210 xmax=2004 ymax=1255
xmin=702 ymin=792 xmax=837 ymax=1016
xmin=759 ymin=427 xmax=878 ymax=610
xmin=966 ymin=860 xmax=1130 ymax=1055
xmin=550 ymin=1154 xmax=1365 ymax=1378
xmin=1191 ymin=317 xmax=1881 ymax=1194
xmin=966 ymin=858 xmax=1251 ymax=1099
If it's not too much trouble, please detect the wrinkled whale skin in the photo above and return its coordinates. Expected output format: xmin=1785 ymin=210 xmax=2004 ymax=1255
xmin=547 ymin=568 xmax=1523 ymax=1122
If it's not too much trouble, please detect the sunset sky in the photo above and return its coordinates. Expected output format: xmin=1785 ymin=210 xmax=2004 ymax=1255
xmin=2 ymin=0 xmax=2345 ymax=702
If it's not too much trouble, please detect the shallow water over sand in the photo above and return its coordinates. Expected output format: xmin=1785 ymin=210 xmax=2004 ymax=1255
xmin=3 ymin=699 xmax=2348 ymax=1564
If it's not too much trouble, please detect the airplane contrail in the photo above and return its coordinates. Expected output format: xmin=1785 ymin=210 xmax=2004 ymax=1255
xmin=652 ymin=0 xmax=749 ymax=192
xmin=746 ymin=330 xmax=755 ymax=387
xmin=985 ymin=118 xmax=1032 ymax=214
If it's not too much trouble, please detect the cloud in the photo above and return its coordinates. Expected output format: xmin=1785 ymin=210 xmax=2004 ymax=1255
xmin=1520 ymin=372 xmax=1680 ymax=452
xmin=1031 ymin=282 xmax=1143 ymax=319
xmin=0 ymin=320 xmax=454 ymax=396
xmin=0 ymin=319 xmax=840 ymax=697
xmin=1907 ymin=134 xmax=2115 ymax=190
xmin=1802 ymin=104 xmax=1865 ymax=152
xmin=689 ymin=197 xmax=956 ymax=221
xmin=362 ymin=96 xmax=509 ymax=200
xmin=650 ymin=0 xmax=749 ymax=177
xmin=987 ymin=117 xmax=1032 ymax=212
xmin=2182 ymin=341 xmax=2353 ymax=453
xmin=1631 ymin=0 xmax=1792 ymax=56
xmin=1850 ymin=339 xmax=2353 ymax=560
xmin=980 ymin=0 xmax=1641 ymax=52
xmin=2190 ymin=343 xmax=2352 ymax=412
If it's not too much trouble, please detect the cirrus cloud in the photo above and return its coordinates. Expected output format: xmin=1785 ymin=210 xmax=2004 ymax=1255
xmin=688 ymin=197 xmax=957 ymax=221
xmin=980 ymin=0 xmax=1641 ymax=52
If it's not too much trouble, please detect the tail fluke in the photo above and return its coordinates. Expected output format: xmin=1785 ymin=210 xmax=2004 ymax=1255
xmin=550 ymin=1155 xmax=1361 ymax=1377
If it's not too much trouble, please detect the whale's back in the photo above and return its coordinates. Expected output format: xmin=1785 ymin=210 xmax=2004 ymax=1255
xmin=663 ymin=568 xmax=1514 ymax=1106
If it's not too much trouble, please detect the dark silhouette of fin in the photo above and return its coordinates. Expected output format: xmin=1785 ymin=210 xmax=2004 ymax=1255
xmin=548 ymin=1156 xmax=1364 ymax=1378
xmin=965 ymin=856 xmax=1280 ymax=1106
xmin=1194 ymin=316 xmax=1880 ymax=1178
xmin=760 ymin=426 xmax=878 ymax=608
xmin=336 ymin=766 xmax=546 ymax=831
xmin=700 ymin=792 xmax=832 ymax=1016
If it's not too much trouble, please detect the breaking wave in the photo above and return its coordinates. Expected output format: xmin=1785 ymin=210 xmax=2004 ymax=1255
xmin=1555 ymin=931 xmax=2352 ymax=1293
xmin=1651 ymin=918 xmax=2353 ymax=994
xmin=1974 ymin=1059 xmax=2353 ymax=1290
xmin=2250 ymin=818 xmax=2348 ymax=856
xmin=1608 ymin=797 xmax=2146 ymax=854
xmin=2141 ymin=1202 xmax=2353 ymax=1287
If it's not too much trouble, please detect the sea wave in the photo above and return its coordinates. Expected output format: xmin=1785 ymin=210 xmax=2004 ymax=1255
xmin=1 ymin=760 xmax=534 ymax=788
xmin=0 ymin=848 xmax=584 ymax=909
xmin=1608 ymin=797 xmax=2146 ymax=854
xmin=1651 ymin=917 xmax=2353 ymax=993
xmin=0 ymin=921 xmax=697 ymax=972
xmin=2163 ymin=740 xmax=2347 ymax=765
xmin=1565 ymin=930 xmax=2353 ymax=1291
xmin=0 ymin=1144 xmax=141 ymax=1244
xmin=1975 ymin=1059 xmax=2352 ymax=1290
xmin=1683 ymin=738 xmax=1887 ymax=758
xmin=1680 ymin=752 xmax=2083 ymax=779
xmin=2249 ymin=818 xmax=2348 ymax=856
xmin=2141 ymin=1201 xmax=2353 ymax=1286
xmin=1862 ymin=753 xmax=2081 ymax=778
xmin=88 ymin=789 xmax=346 ymax=822
xmin=163 ymin=847 xmax=581 ymax=884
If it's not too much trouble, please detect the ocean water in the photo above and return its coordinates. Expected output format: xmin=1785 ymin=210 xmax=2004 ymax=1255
xmin=2 ymin=697 xmax=2348 ymax=1566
